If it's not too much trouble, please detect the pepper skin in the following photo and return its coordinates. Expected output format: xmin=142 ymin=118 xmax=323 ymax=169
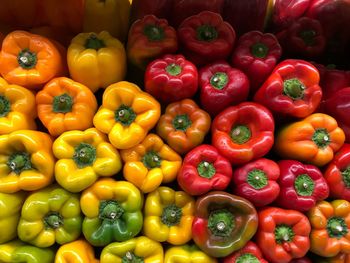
xmin=192 ymin=191 xmax=258 ymax=258
xmin=0 ymin=30 xmax=64 ymax=90
xmin=17 ymin=186 xmax=82 ymax=247
xmin=199 ymin=61 xmax=250 ymax=116
xmin=145 ymin=54 xmax=198 ymax=104
xmin=0 ymin=77 xmax=36 ymax=134
xmin=157 ymin=99 xmax=211 ymax=154
xmin=275 ymin=113 xmax=345 ymax=167
xmin=232 ymin=158 xmax=280 ymax=207
xmin=53 ymin=128 xmax=122 ymax=193
xmin=143 ymin=186 xmax=195 ymax=245
xmin=290 ymin=257 xmax=312 ymax=263
xmin=100 ymin=236 xmax=163 ymax=263
xmin=93 ymin=81 xmax=161 ymax=150
xmin=222 ymin=241 xmax=268 ymax=263
xmin=68 ymin=31 xmax=126 ymax=93
xmin=55 ymin=239 xmax=99 ymax=263
xmin=212 ymin=102 xmax=274 ymax=165
xmin=276 ymin=160 xmax=329 ymax=211
xmin=256 ymin=207 xmax=311 ymax=263
xmin=316 ymin=253 xmax=350 ymax=263
xmin=0 ymin=130 xmax=54 ymax=193
xmin=164 ymin=244 xmax=217 ymax=263
xmin=36 ymin=77 xmax=97 ymax=137
xmin=121 ymin=134 xmax=181 ymax=193
xmin=177 ymin=11 xmax=235 ymax=66
xmin=81 ymin=178 xmax=143 ymax=247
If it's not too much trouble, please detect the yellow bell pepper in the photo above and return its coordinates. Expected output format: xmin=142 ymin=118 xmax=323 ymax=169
xmin=100 ymin=236 xmax=163 ymax=263
xmin=67 ymin=31 xmax=126 ymax=93
xmin=53 ymin=128 xmax=122 ymax=193
xmin=55 ymin=239 xmax=99 ymax=263
xmin=143 ymin=186 xmax=195 ymax=245
xmin=121 ymin=133 xmax=181 ymax=193
xmin=164 ymin=245 xmax=218 ymax=263
xmin=93 ymin=81 xmax=161 ymax=149
xmin=0 ymin=130 xmax=54 ymax=193
xmin=0 ymin=77 xmax=36 ymax=135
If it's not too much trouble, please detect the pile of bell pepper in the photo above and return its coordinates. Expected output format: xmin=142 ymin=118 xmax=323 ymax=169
xmin=1 ymin=0 xmax=350 ymax=262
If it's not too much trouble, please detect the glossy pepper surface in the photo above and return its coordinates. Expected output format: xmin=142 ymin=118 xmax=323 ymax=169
xmin=68 ymin=31 xmax=126 ymax=93
xmin=55 ymin=239 xmax=99 ymax=263
xmin=36 ymin=77 xmax=97 ymax=137
xmin=256 ymin=207 xmax=311 ymax=263
xmin=121 ymin=133 xmax=181 ymax=193
xmin=212 ymin=102 xmax=274 ymax=165
xmin=53 ymin=128 xmax=122 ymax=193
xmin=0 ymin=130 xmax=54 ymax=193
xmin=93 ymin=81 xmax=160 ymax=149
xmin=81 ymin=178 xmax=143 ymax=247
xmin=157 ymin=99 xmax=211 ymax=154
xmin=222 ymin=241 xmax=268 ymax=263
xmin=192 ymin=191 xmax=258 ymax=258
xmin=164 ymin=244 xmax=218 ymax=263
xmin=17 ymin=186 xmax=82 ymax=247
xmin=275 ymin=113 xmax=345 ymax=166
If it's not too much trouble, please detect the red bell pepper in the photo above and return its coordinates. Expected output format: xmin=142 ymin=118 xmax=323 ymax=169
xmin=290 ymin=257 xmax=312 ymax=263
xmin=211 ymin=102 xmax=274 ymax=165
xmin=324 ymin=144 xmax=350 ymax=201
xmin=222 ymin=241 xmax=268 ymax=263
xmin=145 ymin=54 xmax=198 ymax=104
xmin=177 ymin=144 xmax=232 ymax=196
xmin=231 ymin=30 xmax=282 ymax=95
xmin=177 ymin=11 xmax=235 ymax=66
xmin=127 ymin=15 xmax=178 ymax=70
xmin=276 ymin=160 xmax=329 ymax=212
xmin=254 ymin=59 xmax=322 ymax=118
xmin=232 ymin=158 xmax=280 ymax=207
xmin=199 ymin=61 xmax=250 ymax=116
xmin=256 ymin=207 xmax=311 ymax=263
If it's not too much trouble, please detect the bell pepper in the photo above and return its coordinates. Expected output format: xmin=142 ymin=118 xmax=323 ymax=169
xmin=0 ymin=130 xmax=54 ymax=193
xmin=222 ymin=241 xmax=268 ymax=263
xmin=145 ymin=54 xmax=198 ymax=104
xmin=67 ymin=31 xmax=126 ymax=93
xmin=177 ymin=144 xmax=232 ymax=196
xmin=231 ymin=31 xmax=282 ymax=95
xmin=308 ymin=200 xmax=350 ymax=257
xmin=256 ymin=207 xmax=311 ymax=263
xmin=254 ymin=59 xmax=322 ymax=118
xmin=121 ymin=133 xmax=181 ymax=193
xmin=93 ymin=81 xmax=160 ymax=150
xmin=177 ymin=11 xmax=235 ymax=66
xmin=53 ymin=128 xmax=122 ymax=193
xmin=55 ymin=239 xmax=99 ymax=263
xmin=211 ymin=102 xmax=274 ymax=165
xmin=275 ymin=113 xmax=345 ymax=167
xmin=290 ymin=258 xmax=312 ymax=263
xmin=315 ymin=253 xmax=350 ymax=263
xmin=276 ymin=160 xmax=329 ymax=211
xmin=0 ymin=30 xmax=65 ymax=90
xmin=127 ymin=15 xmax=178 ymax=71
xmin=81 ymin=178 xmax=143 ymax=247
xmin=17 ymin=185 xmax=82 ymax=247
xmin=199 ymin=61 xmax=250 ymax=116
xmin=164 ymin=244 xmax=218 ymax=263
xmin=36 ymin=77 xmax=98 ymax=137
xmin=0 ymin=192 xmax=26 ymax=244
xmin=232 ymin=158 xmax=280 ymax=207
xmin=83 ymin=0 xmax=131 ymax=42
xmin=0 ymin=240 xmax=55 ymax=263
xmin=100 ymin=236 xmax=163 ymax=263
xmin=143 ymin=186 xmax=195 ymax=245
xmin=0 ymin=77 xmax=36 ymax=134
xmin=192 ymin=191 xmax=258 ymax=258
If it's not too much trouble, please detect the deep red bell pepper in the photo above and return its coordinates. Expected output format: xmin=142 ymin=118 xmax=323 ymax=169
xmin=177 ymin=144 xmax=232 ymax=196
xmin=231 ymin=30 xmax=282 ymax=95
xmin=276 ymin=160 xmax=329 ymax=212
xmin=222 ymin=241 xmax=268 ymax=263
xmin=232 ymin=158 xmax=280 ymax=207
xmin=177 ymin=11 xmax=235 ymax=66
xmin=290 ymin=257 xmax=312 ymax=263
xmin=144 ymin=54 xmax=198 ymax=104
xmin=199 ymin=61 xmax=250 ymax=116
xmin=254 ymin=59 xmax=322 ymax=118
xmin=211 ymin=102 xmax=274 ymax=165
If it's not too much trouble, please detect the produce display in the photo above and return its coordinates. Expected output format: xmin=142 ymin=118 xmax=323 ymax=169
xmin=1 ymin=0 xmax=350 ymax=262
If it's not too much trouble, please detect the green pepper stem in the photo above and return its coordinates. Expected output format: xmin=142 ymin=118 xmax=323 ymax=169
xmin=283 ymin=78 xmax=305 ymax=100
xmin=7 ymin=152 xmax=32 ymax=174
xmin=161 ymin=204 xmax=182 ymax=226
xmin=0 ymin=95 xmax=11 ymax=117
xmin=18 ymin=49 xmax=37 ymax=69
xmin=327 ymin=217 xmax=348 ymax=238
xmin=236 ymin=253 xmax=260 ymax=263
xmin=172 ymin=114 xmax=192 ymax=131
xmin=299 ymin=30 xmax=316 ymax=46
xmin=231 ymin=125 xmax=251 ymax=144
xmin=196 ymin=25 xmax=218 ymax=42
xmin=197 ymin=161 xmax=216 ymax=179
xmin=143 ymin=25 xmax=164 ymax=41
xmin=73 ymin=143 xmax=96 ymax=168
xmin=115 ymin=104 xmax=136 ymax=126
xmin=342 ymin=167 xmax=350 ymax=188
xmin=208 ymin=209 xmax=235 ymax=237
xmin=142 ymin=151 xmax=161 ymax=169
xmin=275 ymin=225 xmax=295 ymax=244
xmin=122 ymin=252 xmax=144 ymax=263
xmin=294 ymin=174 xmax=315 ymax=196
xmin=312 ymin=128 xmax=331 ymax=149
xmin=251 ymin=42 xmax=269 ymax=59
xmin=52 ymin=93 xmax=73 ymax=113
xmin=210 ymin=72 xmax=228 ymax=90
xmin=99 ymin=200 xmax=124 ymax=221
xmin=247 ymin=169 xmax=268 ymax=189
xmin=85 ymin=34 xmax=106 ymax=50
xmin=44 ymin=212 xmax=63 ymax=229
xmin=166 ymin=63 xmax=182 ymax=76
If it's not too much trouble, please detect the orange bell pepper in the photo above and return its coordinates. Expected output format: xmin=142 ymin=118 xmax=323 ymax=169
xmin=55 ymin=239 xmax=99 ymax=263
